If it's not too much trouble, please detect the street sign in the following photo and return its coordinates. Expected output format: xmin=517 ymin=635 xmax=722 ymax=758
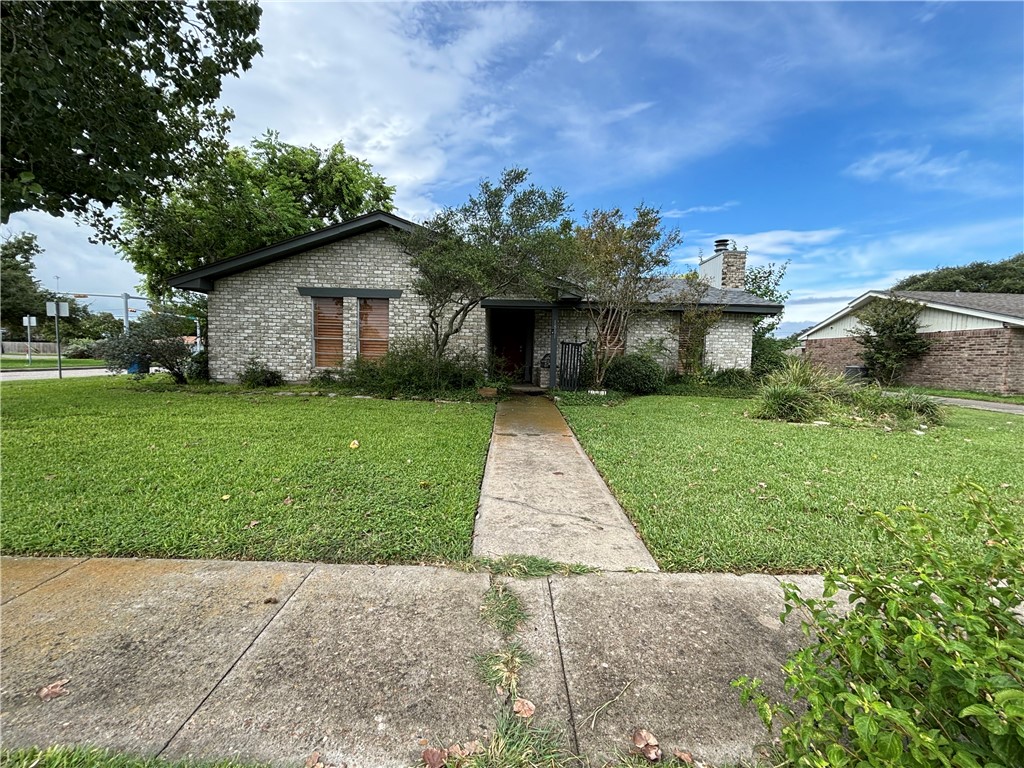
xmin=22 ymin=316 xmax=37 ymax=327
xmin=46 ymin=301 xmax=70 ymax=317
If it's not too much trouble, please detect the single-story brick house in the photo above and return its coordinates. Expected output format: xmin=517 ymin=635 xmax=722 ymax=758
xmin=168 ymin=211 xmax=782 ymax=385
xmin=799 ymin=290 xmax=1024 ymax=394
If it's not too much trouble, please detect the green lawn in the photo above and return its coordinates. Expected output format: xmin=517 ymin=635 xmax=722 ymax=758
xmin=1 ymin=355 xmax=106 ymax=370
xmin=562 ymin=396 xmax=1023 ymax=573
xmin=0 ymin=377 xmax=494 ymax=564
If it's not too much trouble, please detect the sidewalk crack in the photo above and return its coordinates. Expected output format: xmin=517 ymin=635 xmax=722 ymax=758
xmin=156 ymin=564 xmax=316 ymax=758
xmin=546 ymin=575 xmax=580 ymax=756
xmin=1 ymin=556 xmax=92 ymax=606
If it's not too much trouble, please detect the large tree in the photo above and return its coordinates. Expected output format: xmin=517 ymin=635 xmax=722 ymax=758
xmin=744 ymin=260 xmax=794 ymax=376
xmin=396 ymin=168 xmax=573 ymax=358
xmin=119 ymin=132 xmax=395 ymax=296
xmin=571 ymin=205 xmax=689 ymax=384
xmin=893 ymin=253 xmax=1024 ymax=293
xmin=1 ymin=0 xmax=262 ymax=222
xmin=0 ymin=232 xmax=101 ymax=341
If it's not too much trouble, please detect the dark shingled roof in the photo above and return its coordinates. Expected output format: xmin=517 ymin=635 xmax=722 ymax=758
xmin=646 ymin=283 xmax=783 ymax=314
xmin=896 ymin=291 xmax=1024 ymax=320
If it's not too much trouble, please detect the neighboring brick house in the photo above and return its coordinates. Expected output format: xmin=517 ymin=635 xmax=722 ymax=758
xmin=168 ymin=211 xmax=782 ymax=385
xmin=799 ymin=291 xmax=1024 ymax=394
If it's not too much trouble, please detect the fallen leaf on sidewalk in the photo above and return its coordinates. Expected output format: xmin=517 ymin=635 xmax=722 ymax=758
xmin=421 ymin=747 xmax=447 ymax=768
xmin=632 ymin=728 xmax=662 ymax=762
xmin=305 ymin=750 xmax=321 ymax=768
xmin=673 ymin=750 xmax=693 ymax=765
xmin=513 ymin=698 xmax=536 ymax=718
xmin=37 ymin=678 xmax=70 ymax=701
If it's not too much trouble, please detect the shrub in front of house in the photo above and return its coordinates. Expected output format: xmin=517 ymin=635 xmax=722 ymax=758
xmin=184 ymin=350 xmax=210 ymax=383
xmin=753 ymin=358 xmax=849 ymax=421
xmin=847 ymin=385 xmax=944 ymax=426
xmin=735 ymin=483 xmax=1024 ymax=768
xmin=603 ymin=353 xmax=665 ymax=395
xmin=238 ymin=357 xmax=284 ymax=388
xmin=340 ymin=341 xmax=484 ymax=398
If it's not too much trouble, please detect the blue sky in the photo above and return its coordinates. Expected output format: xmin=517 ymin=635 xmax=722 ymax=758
xmin=6 ymin=1 xmax=1023 ymax=334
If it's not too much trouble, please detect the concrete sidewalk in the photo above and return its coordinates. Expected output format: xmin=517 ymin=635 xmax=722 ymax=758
xmin=472 ymin=397 xmax=658 ymax=572
xmin=927 ymin=395 xmax=1024 ymax=415
xmin=0 ymin=556 xmax=825 ymax=767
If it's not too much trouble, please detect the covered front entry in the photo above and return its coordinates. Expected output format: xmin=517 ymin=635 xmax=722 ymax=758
xmin=487 ymin=308 xmax=535 ymax=382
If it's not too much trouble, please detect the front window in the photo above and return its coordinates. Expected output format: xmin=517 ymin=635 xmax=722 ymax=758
xmin=358 ymin=298 xmax=388 ymax=359
xmin=313 ymin=297 xmax=344 ymax=367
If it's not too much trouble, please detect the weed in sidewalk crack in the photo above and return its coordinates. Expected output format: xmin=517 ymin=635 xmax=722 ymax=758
xmin=476 ymin=641 xmax=534 ymax=698
xmin=481 ymin=581 xmax=528 ymax=637
xmin=470 ymin=555 xmax=596 ymax=578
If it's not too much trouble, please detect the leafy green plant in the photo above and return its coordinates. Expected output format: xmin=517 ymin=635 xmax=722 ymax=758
xmin=847 ymin=386 xmax=943 ymax=425
xmin=752 ymin=381 xmax=824 ymax=422
xmin=184 ymin=350 xmax=210 ymax=383
xmin=97 ymin=312 xmax=194 ymax=385
xmin=238 ymin=357 xmax=284 ymax=388
xmin=308 ymin=367 xmax=339 ymax=387
xmin=604 ymin=353 xmax=666 ymax=395
xmin=851 ymin=295 xmax=932 ymax=386
xmin=735 ymin=483 xmax=1024 ymax=767
xmin=341 ymin=341 xmax=483 ymax=398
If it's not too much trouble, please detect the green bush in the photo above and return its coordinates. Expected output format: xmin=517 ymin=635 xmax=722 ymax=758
xmin=752 ymin=381 xmax=823 ymax=422
xmin=708 ymin=367 xmax=756 ymax=388
xmin=753 ymin=358 xmax=849 ymax=422
xmin=184 ymin=350 xmax=209 ymax=383
xmin=97 ymin=313 xmax=193 ymax=385
xmin=62 ymin=338 xmax=98 ymax=359
xmin=604 ymin=353 xmax=665 ymax=395
xmin=340 ymin=342 xmax=484 ymax=398
xmin=238 ymin=357 xmax=284 ymax=388
xmin=751 ymin=334 xmax=795 ymax=378
xmin=847 ymin=385 xmax=944 ymax=425
xmin=735 ymin=483 xmax=1024 ymax=768
xmin=308 ymin=367 xmax=339 ymax=387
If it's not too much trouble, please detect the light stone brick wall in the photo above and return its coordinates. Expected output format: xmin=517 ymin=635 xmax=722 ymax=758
xmin=704 ymin=313 xmax=754 ymax=370
xmin=207 ymin=229 xmax=486 ymax=382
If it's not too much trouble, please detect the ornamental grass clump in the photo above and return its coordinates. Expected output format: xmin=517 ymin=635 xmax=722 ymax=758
xmin=735 ymin=483 xmax=1024 ymax=768
xmin=753 ymin=358 xmax=849 ymax=422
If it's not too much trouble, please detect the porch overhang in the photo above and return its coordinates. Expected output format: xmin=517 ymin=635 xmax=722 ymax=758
xmin=481 ymin=297 xmax=581 ymax=309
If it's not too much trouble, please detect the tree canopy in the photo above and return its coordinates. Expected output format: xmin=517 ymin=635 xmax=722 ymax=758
xmin=118 ymin=132 xmax=395 ymax=296
xmin=0 ymin=232 xmax=118 ymax=341
xmin=1 ymin=0 xmax=262 ymax=222
xmin=892 ymin=253 xmax=1024 ymax=293
xmin=571 ymin=205 xmax=687 ymax=383
xmin=851 ymin=294 xmax=931 ymax=385
xmin=396 ymin=168 xmax=572 ymax=358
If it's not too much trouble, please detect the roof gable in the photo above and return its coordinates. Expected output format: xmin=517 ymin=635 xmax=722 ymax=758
xmin=799 ymin=290 xmax=1024 ymax=340
xmin=167 ymin=210 xmax=417 ymax=292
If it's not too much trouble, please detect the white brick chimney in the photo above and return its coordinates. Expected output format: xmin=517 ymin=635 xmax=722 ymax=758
xmin=698 ymin=238 xmax=747 ymax=289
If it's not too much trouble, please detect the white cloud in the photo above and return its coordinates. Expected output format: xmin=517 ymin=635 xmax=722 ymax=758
xmin=844 ymin=146 xmax=1014 ymax=196
xmin=664 ymin=201 xmax=739 ymax=218
xmin=576 ymin=47 xmax=603 ymax=64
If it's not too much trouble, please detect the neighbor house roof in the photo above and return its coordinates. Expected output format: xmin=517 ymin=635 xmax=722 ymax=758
xmin=799 ymin=290 xmax=1024 ymax=340
xmin=167 ymin=210 xmax=418 ymax=292
xmin=646 ymin=283 xmax=784 ymax=314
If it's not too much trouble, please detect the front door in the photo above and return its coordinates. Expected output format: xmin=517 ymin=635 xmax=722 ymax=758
xmin=489 ymin=309 xmax=534 ymax=382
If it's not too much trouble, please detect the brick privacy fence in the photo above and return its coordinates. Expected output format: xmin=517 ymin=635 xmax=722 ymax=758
xmin=806 ymin=327 xmax=1024 ymax=394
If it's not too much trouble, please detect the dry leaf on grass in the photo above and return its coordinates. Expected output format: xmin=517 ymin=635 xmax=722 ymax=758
xmin=349 ymin=440 xmax=360 ymax=449
xmin=221 ymin=494 xmax=232 ymax=501
xmin=673 ymin=750 xmax=693 ymax=765
xmin=513 ymin=697 xmax=536 ymax=718
xmin=283 ymin=496 xmax=294 ymax=505
xmin=245 ymin=520 xmax=260 ymax=529
xmin=37 ymin=678 xmax=70 ymax=701
xmin=632 ymin=728 xmax=662 ymax=762
xmin=421 ymin=747 xmax=448 ymax=768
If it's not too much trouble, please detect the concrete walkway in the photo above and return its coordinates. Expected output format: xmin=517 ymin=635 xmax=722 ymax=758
xmin=0 ymin=556 xmax=827 ymax=767
xmin=927 ymin=395 xmax=1024 ymax=415
xmin=472 ymin=397 xmax=659 ymax=572
xmin=0 ymin=366 xmax=111 ymax=382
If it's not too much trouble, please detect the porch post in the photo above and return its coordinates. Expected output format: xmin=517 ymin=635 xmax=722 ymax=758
xmin=549 ymin=306 xmax=559 ymax=389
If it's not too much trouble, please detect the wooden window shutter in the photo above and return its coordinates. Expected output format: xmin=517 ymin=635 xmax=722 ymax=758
xmin=314 ymin=297 xmax=344 ymax=367
xmin=359 ymin=298 xmax=388 ymax=360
